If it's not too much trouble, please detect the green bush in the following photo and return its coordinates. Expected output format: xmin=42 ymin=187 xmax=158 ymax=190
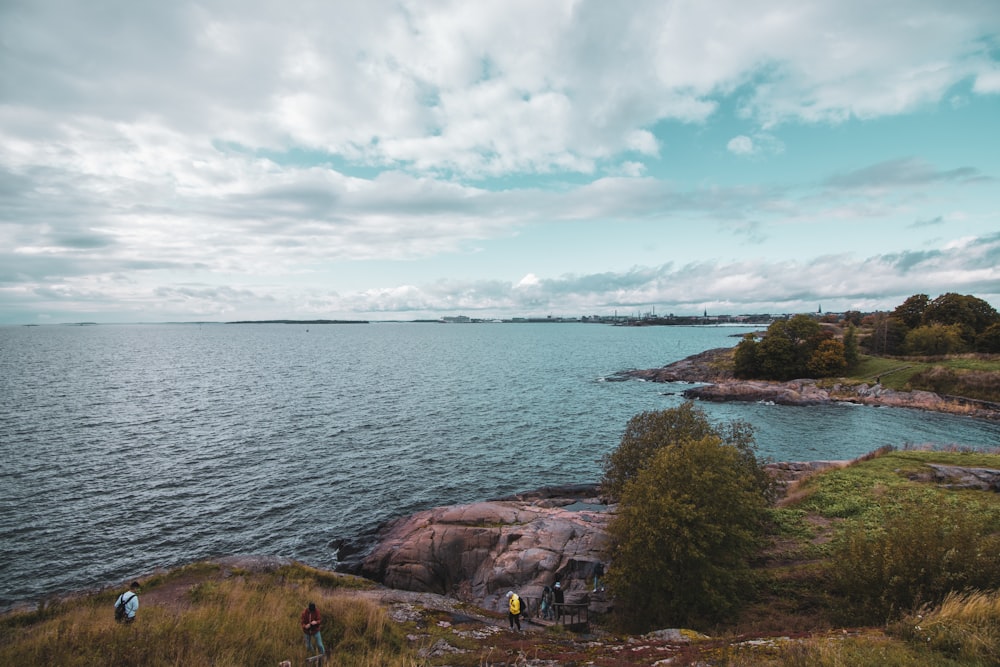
xmin=829 ymin=498 xmax=1000 ymax=624
xmin=977 ymin=322 xmax=1000 ymax=352
xmin=902 ymin=324 xmax=968 ymax=355
xmin=604 ymin=406 xmax=773 ymax=632
xmin=601 ymin=402 xmax=726 ymax=500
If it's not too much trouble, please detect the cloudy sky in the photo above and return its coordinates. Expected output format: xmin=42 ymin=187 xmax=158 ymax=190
xmin=2 ymin=0 xmax=999 ymax=324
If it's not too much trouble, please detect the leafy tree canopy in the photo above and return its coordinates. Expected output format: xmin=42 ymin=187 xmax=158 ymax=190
xmin=734 ymin=314 xmax=845 ymax=380
xmin=892 ymin=293 xmax=929 ymax=329
xmin=902 ymin=323 xmax=967 ymax=356
xmin=923 ymin=293 xmax=999 ymax=342
xmin=604 ymin=405 xmax=773 ymax=632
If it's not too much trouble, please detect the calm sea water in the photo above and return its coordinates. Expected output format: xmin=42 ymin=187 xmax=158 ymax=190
xmin=2 ymin=322 xmax=999 ymax=610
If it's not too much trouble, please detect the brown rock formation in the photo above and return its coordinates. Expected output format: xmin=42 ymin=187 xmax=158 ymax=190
xmin=682 ymin=379 xmax=999 ymax=419
xmin=620 ymin=347 xmax=734 ymax=383
xmin=683 ymin=379 xmax=831 ymax=405
xmin=360 ymin=489 xmax=611 ymax=612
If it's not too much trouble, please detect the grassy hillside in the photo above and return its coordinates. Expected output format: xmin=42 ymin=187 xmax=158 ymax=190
xmin=846 ymin=354 xmax=1000 ymax=402
xmin=3 ymin=449 xmax=999 ymax=666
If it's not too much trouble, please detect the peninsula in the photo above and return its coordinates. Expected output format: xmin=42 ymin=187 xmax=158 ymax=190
xmin=619 ymin=347 xmax=1000 ymax=421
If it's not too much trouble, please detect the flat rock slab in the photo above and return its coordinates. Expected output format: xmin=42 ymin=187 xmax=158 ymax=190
xmin=360 ymin=490 xmax=612 ymax=612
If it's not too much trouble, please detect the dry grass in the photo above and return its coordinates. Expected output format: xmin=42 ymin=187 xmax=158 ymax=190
xmin=892 ymin=590 xmax=1000 ymax=665
xmin=0 ymin=567 xmax=420 ymax=667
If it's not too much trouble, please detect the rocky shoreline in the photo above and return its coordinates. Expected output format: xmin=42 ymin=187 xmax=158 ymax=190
xmin=353 ymin=463 xmax=846 ymax=614
xmin=620 ymin=347 xmax=1000 ymax=421
xmin=349 ymin=349 xmax=999 ymax=614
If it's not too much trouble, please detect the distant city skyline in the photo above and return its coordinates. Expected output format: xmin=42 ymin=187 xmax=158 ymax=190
xmin=1 ymin=0 xmax=998 ymax=324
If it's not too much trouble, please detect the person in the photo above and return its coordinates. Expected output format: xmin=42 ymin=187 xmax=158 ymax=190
xmin=593 ymin=562 xmax=605 ymax=592
xmin=114 ymin=581 xmax=140 ymax=623
xmin=540 ymin=584 xmax=554 ymax=620
xmin=505 ymin=591 xmax=523 ymax=631
xmin=552 ymin=581 xmax=564 ymax=621
xmin=300 ymin=602 xmax=326 ymax=658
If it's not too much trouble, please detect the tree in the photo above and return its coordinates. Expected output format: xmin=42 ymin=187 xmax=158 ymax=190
xmin=923 ymin=293 xmax=999 ymax=347
xmin=842 ymin=310 xmax=863 ymax=326
xmin=758 ymin=321 xmax=798 ymax=380
xmin=807 ymin=338 xmax=847 ymax=376
xmin=977 ymin=322 xmax=1000 ymax=353
xmin=892 ymin=293 xmax=929 ymax=330
xmin=605 ymin=420 xmax=773 ymax=632
xmin=842 ymin=323 xmax=860 ymax=367
xmin=601 ymin=402 xmax=720 ymax=500
xmin=902 ymin=323 xmax=967 ymax=356
xmin=732 ymin=333 xmax=762 ymax=379
xmin=862 ymin=313 xmax=907 ymax=355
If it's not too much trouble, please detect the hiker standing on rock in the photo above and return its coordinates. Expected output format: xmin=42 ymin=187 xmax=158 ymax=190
xmin=505 ymin=591 xmax=523 ymax=631
xmin=300 ymin=602 xmax=325 ymax=658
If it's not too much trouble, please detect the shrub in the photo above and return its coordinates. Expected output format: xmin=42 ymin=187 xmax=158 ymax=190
xmin=907 ymin=367 xmax=1000 ymax=402
xmin=828 ymin=498 xmax=1000 ymax=624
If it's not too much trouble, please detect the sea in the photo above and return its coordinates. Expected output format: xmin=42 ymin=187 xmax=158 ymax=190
xmin=2 ymin=321 xmax=999 ymax=611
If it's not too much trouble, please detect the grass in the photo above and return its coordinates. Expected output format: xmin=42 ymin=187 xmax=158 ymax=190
xmin=723 ymin=447 xmax=1000 ymax=665
xmin=0 ymin=563 xmax=421 ymax=667
xmin=843 ymin=354 xmax=1000 ymax=401
xmin=892 ymin=590 xmax=1000 ymax=665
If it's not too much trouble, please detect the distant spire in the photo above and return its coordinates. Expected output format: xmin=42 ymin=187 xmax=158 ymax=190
xmin=704 ymin=308 xmax=707 ymax=317
xmin=818 ymin=304 xmax=822 ymax=314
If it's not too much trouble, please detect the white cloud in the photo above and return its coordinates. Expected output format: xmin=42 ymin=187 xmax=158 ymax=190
xmin=973 ymin=66 xmax=1000 ymax=94
xmin=1 ymin=0 xmax=998 ymax=323
xmin=727 ymin=135 xmax=754 ymax=155
xmin=5 ymin=1 xmax=996 ymax=178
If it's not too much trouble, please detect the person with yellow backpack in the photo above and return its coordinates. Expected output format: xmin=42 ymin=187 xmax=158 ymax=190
xmin=505 ymin=591 xmax=523 ymax=631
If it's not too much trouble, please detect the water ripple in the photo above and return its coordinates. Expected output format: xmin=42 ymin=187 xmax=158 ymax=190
xmin=3 ymin=322 xmax=1000 ymax=610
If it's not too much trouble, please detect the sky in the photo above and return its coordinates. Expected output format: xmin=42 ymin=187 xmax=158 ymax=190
xmin=1 ymin=0 xmax=999 ymax=324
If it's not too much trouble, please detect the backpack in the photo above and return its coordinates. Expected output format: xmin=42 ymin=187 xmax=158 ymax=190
xmin=115 ymin=592 xmax=134 ymax=622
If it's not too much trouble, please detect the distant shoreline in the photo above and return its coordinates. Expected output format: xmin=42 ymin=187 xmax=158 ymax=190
xmin=225 ymin=319 xmax=369 ymax=324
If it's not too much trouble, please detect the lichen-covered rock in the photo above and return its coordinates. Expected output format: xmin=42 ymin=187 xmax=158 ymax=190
xmin=360 ymin=490 xmax=611 ymax=611
xmin=925 ymin=464 xmax=1000 ymax=491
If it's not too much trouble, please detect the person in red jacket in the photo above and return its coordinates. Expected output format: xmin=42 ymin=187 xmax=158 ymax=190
xmin=300 ymin=602 xmax=325 ymax=658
